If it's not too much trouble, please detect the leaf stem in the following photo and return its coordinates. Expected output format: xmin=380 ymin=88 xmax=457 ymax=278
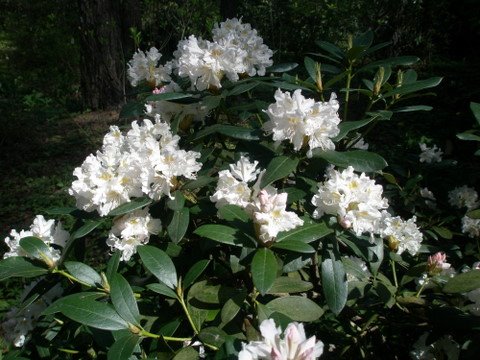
xmin=390 ymin=260 xmax=399 ymax=289
xmin=343 ymin=63 xmax=353 ymax=122
xmin=176 ymin=286 xmax=199 ymax=335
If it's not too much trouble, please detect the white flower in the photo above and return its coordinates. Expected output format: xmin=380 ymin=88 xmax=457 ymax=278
xmin=462 ymin=215 xmax=480 ymax=238
xmin=351 ymin=136 xmax=369 ymax=150
xmin=3 ymin=215 xmax=69 ymax=263
xmin=106 ymin=208 xmax=161 ymax=261
xmin=311 ymin=166 xmax=388 ymax=236
xmin=420 ymin=187 xmax=436 ymax=201
xmin=239 ymin=319 xmax=324 ymax=360
xmin=127 ymin=47 xmax=172 ymax=87
xmin=410 ymin=332 xmax=459 ymax=360
xmin=252 ymin=190 xmax=304 ymax=244
xmin=448 ymin=185 xmax=479 ymax=210
xmin=344 ymin=256 xmax=371 ymax=281
xmin=381 ymin=212 xmax=423 ymax=256
xmin=419 ymin=143 xmax=443 ymax=163
xmin=264 ymin=89 xmax=341 ymax=157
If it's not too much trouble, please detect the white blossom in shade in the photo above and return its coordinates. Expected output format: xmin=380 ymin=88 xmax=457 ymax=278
xmin=380 ymin=212 xmax=423 ymax=256
xmin=212 ymin=18 xmax=273 ymax=77
xmin=127 ymin=47 xmax=172 ymax=87
xmin=238 ymin=319 xmax=324 ymax=360
xmin=106 ymin=208 xmax=161 ymax=261
xmin=418 ymin=143 xmax=443 ymax=163
xmin=263 ymin=89 xmax=341 ymax=157
xmin=462 ymin=215 xmax=480 ymax=238
xmin=420 ymin=187 xmax=436 ymax=201
xmin=69 ymin=118 xmax=202 ymax=215
xmin=1 ymin=282 xmax=63 ymax=347
xmin=351 ymin=136 xmax=369 ymax=150
xmin=229 ymin=156 xmax=261 ymax=183
xmin=448 ymin=185 xmax=479 ymax=210
xmin=344 ymin=256 xmax=371 ymax=281
xmin=252 ymin=190 xmax=304 ymax=244
xmin=311 ymin=166 xmax=388 ymax=237
xmin=410 ymin=333 xmax=460 ymax=360
xmin=3 ymin=215 xmax=69 ymax=262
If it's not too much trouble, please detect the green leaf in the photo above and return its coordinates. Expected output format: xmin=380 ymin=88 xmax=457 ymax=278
xmin=444 ymin=270 xmax=480 ymax=293
xmin=260 ymin=156 xmax=299 ymax=188
xmin=107 ymin=332 xmax=139 ymax=360
xmin=382 ymin=77 xmax=442 ymax=98
xmin=194 ymin=224 xmax=252 ymax=247
xmin=167 ymin=191 xmax=185 ymax=211
xmin=358 ymin=56 xmax=419 ymax=72
xmin=466 ymin=209 xmax=480 ymax=219
xmin=271 ymin=240 xmax=316 ymax=253
xmin=0 ymin=256 xmax=48 ymax=281
xmin=276 ymin=222 xmax=333 ymax=243
xmin=312 ymin=150 xmax=388 ymax=172
xmin=202 ymin=95 xmax=223 ymax=110
xmin=333 ymin=118 xmax=375 ymax=142
xmin=321 ymin=249 xmax=348 ymax=315
xmin=106 ymin=251 xmax=121 ymax=282
xmin=198 ymin=327 xmax=227 ymax=348
xmin=267 ymin=63 xmax=299 ymax=73
xmin=220 ymin=294 xmax=244 ymax=326
xmin=19 ymin=237 xmax=53 ymax=263
xmin=267 ymin=277 xmax=313 ymax=294
xmin=138 ymin=245 xmax=177 ymax=289
xmin=145 ymin=92 xmax=192 ymax=102
xmin=108 ymin=197 xmax=152 ymax=216
xmin=168 ymin=208 xmax=190 ymax=243
xmin=45 ymin=206 xmax=77 ymax=215
xmin=315 ymin=40 xmax=344 ymax=60
xmin=282 ymin=187 xmax=307 ymax=204
xmin=174 ymin=346 xmax=199 ymax=360
xmin=304 ymin=57 xmax=317 ymax=81
xmin=227 ymin=82 xmax=259 ymax=96
xmin=55 ymin=297 xmax=128 ymax=330
xmin=110 ymin=273 xmax=141 ymax=326
xmin=146 ymin=282 xmax=177 ymax=298
xmin=216 ymin=125 xmax=261 ymax=140
xmin=432 ymin=226 xmax=453 ymax=240
xmin=181 ymin=176 xmax=215 ymax=190
xmin=183 ymin=259 xmax=211 ymax=289
xmin=120 ymin=101 xmax=145 ymax=119
xmin=42 ymin=292 xmax=105 ymax=316
xmin=218 ymin=204 xmax=250 ymax=222
xmin=64 ymin=261 xmax=102 ymax=287
xmin=71 ymin=219 xmax=103 ymax=240
xmin=392 ymin=105 xmax=433 ymax=113
xmin=456 ymin=132 xmax=480 ymax=141
xmin=470 ymin=102 xmax=480 ymax=125
xmin=266 ymin=296 xmax=324 ymax=321
xmin=252 ymin=248 xmax=277 ymax=295
xmin=353 ymin=30 xmax=374 ymax=48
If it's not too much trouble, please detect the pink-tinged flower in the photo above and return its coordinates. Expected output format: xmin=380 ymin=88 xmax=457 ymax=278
xmin=427 ymin=252 xmax=451 ymax=275
xmin=238 ymin=319 xmax=323 ymax=360
xmin=152 ymin=87 xmax=166 ymax=94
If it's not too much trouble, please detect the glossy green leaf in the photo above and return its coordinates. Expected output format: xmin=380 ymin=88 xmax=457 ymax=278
xmin=321 ymin=250 xmax=348 ymax=315
xmin=444 ymin=270 xmax=480 ymax=293
xmin=216 ymin=125 xmax=261 ymax=140
xmin=266 ymin=296 xmax=324 ymax=321
xmin=19 ymin=237 xmax=53 ymax=263
xmin=227 ymin=81 xmax=259 ymax=96
xmin=71 ymin=219 xmax=103 ymax=240
xmin=138 ymin=245 xmax=177 ymax=289
xmin=470 ymin=102 xmax=480 ymax=125
xmin=218 ymin=204 xmax=249 ymax=222
xmin=304 ymin=57 xmax=317 ymax=81
xmin=271 ymin=240 xmax=316 ymax=253
xmin=181 ymin=176 xmax=215 ymax=190
xmin=0 ymin=256 xmax=48 ymax=281
xmin=106 ymin=251 xmax=121 ymax=282
xmin=358 ymin=56 xmax=419 ymax=72
xmin=167 ymin=191 xmax=185 ymax=211
xmin=146 ymin=282 xmax=177 ymax=299
xmin=466 ymin=209 xmax=480 ymax=219
xmin=432 ymin=226 xmax=453 ymax=240
xmin=183 ymin=259 xmax=211 ymax=289
xmin=107 ymin=332 xmax=139 ymax=360
xmin=267 ymin=63 xmax=299 ymax=73
xmin=145 ymin=92 xmax=192 ymax=101
xmin=168 ymin=208 xmax=190 ymax=243
xmin=45 ymin=206 xmax=77 ymax=215
xmin=252 ymin=248 xmax=277 ymax=295
xmin=382 ymin=77 xmax=442 ymax=98
xmin=392 ymin=105 xmax=433 ymax=113
xmin=220 ymin=294 xmax=244 ymax=326
xmin=260 ymin=156 xmax=299 ymax=188
xmin=457 ymin=132 xmax=480 ymax=141
xmin=64 ymin=261 xmax=102 ymax=287
xmin=333 ymin=118 xmax=375 ymax=142
xmin=267 ymin=277 xmax=313 ymax=294
xmin=194 ymin=224 xmax=252 ymax=247
xmin=312 ymin=150 xmax=388 ymax=172
xmin=43 ymin=292 xmax=105 ymax=316
xmin=198 ymin=327 xmax=227 ymax=348
xmin=174 ymin=346 xmax=199 ymax=360
xmin=110 ymin=273 xmax=141 ymax=326
xmin=315 ymin=40 xmax=344 ymax=60
xmin=108 ymin=197 xmax=152 ymax=216
xmin=55 ymin=296 xmax=128 ymax=330
xmin=276 ymin=222 xmax=333 ymax=243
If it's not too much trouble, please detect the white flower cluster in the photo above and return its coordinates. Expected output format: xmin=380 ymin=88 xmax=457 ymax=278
xmin=1 ymin=282 xmax=63 ymax=347
xmin=311 ymin=166 xmax=423 ymax=255
xmin=419 ymin=143 xmax=443 ymax=163
xmin=462 ymin=215 xmax=480 ymax=238
xmin=3 ymin=215 xmax=69 ymax=263
xmin=311 ymin=166 xmax=388 ymax=237
xmin=239 ymin=318 xmax=324 ymax=360
xmin=127 ymin=18 xmax=272 ymax=92
xmin=69 ymin=118 xmax=202 ymax=216
xmin=175 ymin=18 xmax=272 ymax=91
xmin=210 ymin=156 xmax=303 ymax=243
xmin=448 ymin=185 xmax=478 ymax=210
xmin=106 ymin=208 xmax=162 ymax=261
xmin=264 ymin=89 xmax=341 ymax=157
xmin=127 ymin=47 xmax=172 ymax=87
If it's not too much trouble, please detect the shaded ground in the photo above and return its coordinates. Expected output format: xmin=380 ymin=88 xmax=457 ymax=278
xmin=0 ymin=110 xmax=120 ymax=252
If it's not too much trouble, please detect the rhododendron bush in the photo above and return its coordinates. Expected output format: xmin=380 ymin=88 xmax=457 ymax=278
xmin=2 ymin=18 xmax=480 ymax=359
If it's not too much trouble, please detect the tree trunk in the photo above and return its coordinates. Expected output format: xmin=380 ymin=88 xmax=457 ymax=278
xmin=77 ymin=0 xmax=125 ymax=109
